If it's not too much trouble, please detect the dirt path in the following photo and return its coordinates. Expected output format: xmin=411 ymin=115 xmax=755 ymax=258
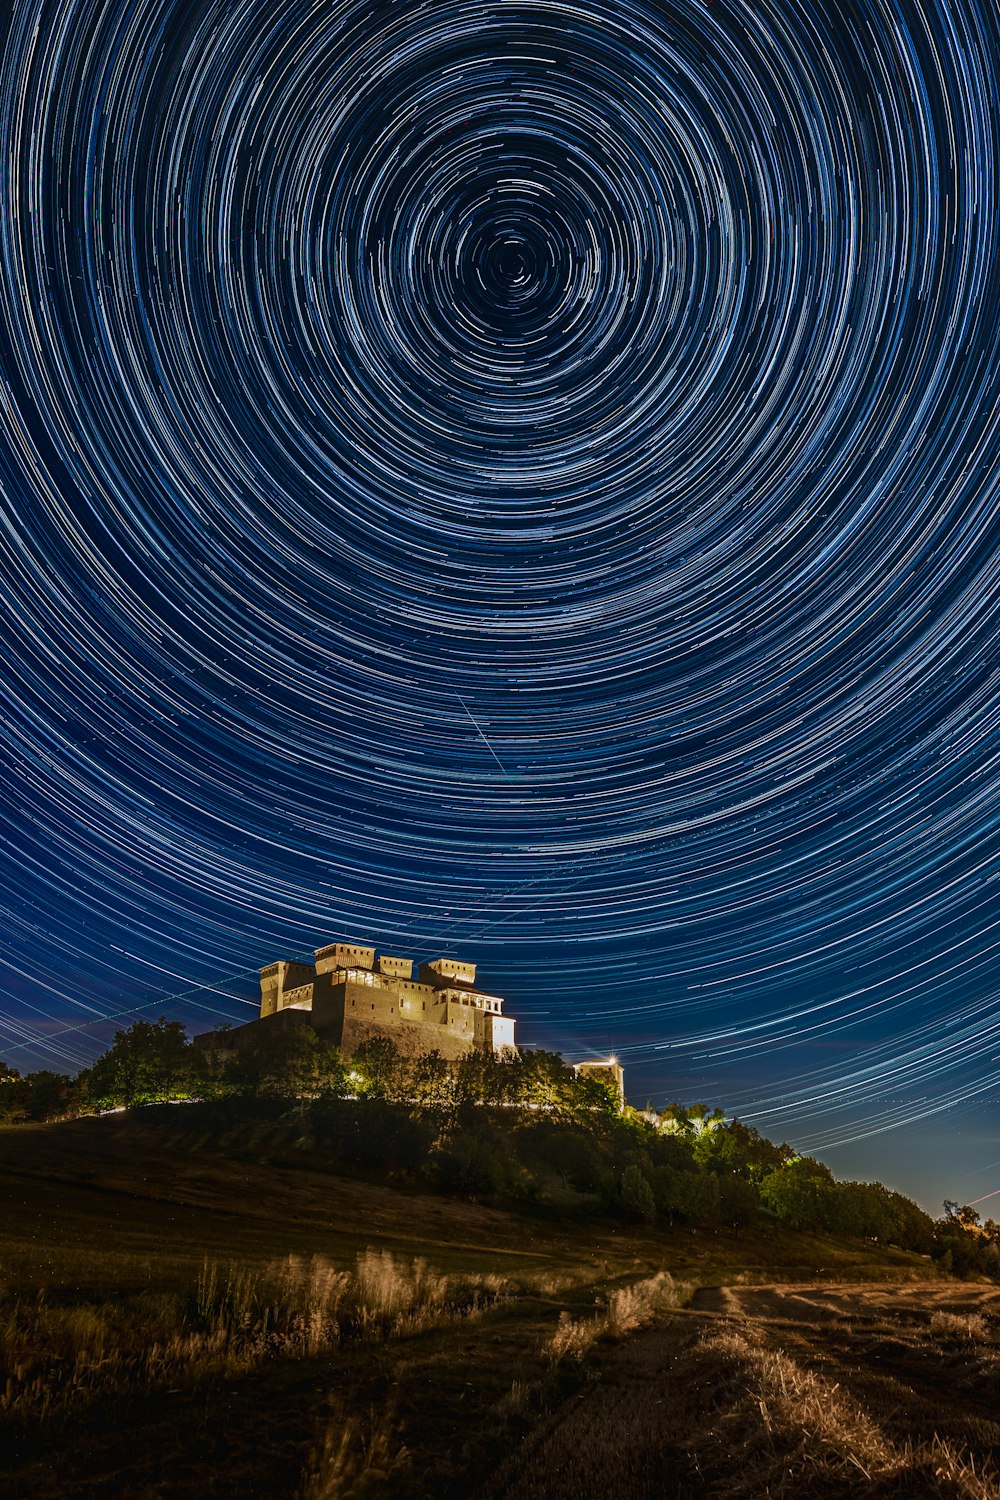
xmin=486 ymin=1282 xmax=1000 ymax=1499
xmin=482 ymin=1320 xmax=708 ymax=1500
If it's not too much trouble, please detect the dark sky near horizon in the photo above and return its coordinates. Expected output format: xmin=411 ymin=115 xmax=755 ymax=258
xmin=0 ymin=0 xmax=998 ymax=1214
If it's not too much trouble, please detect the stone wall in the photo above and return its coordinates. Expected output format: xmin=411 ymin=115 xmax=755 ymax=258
xmin=339 ymin=1015 xmax=473 ymax=1062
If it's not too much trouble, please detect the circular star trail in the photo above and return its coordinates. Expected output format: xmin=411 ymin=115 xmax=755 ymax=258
xmin=0 ymin=0 xmax=998 ymax=1153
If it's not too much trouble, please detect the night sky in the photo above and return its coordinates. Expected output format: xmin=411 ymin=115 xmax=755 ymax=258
xmin=1 ymin=0 xmax=998 ymax=1212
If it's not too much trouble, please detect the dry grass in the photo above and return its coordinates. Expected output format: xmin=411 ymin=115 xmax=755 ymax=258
xmin=929 ymin=1311 xmax=989 ymax=1340
xmin=544 ymin=1269 xmax=690 ymax=1365
xmin=0 ymin=1249 xmax=508 ymax=1432
xmin=605 ymin=1269 xmax=692 ymax=1334
xmin=495 ymin=1378 xmax=546 ymax=1420
xmin=691 ymin=1322 xmax=1000 ymax=1498
xmin=546 ymin=1310 xmax=599 ymax=1365
xmin=298 ymin=1406 xmax=411 ymax=1500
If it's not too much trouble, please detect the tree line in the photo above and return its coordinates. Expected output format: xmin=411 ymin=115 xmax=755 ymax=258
xmin=2 ymin=1016 xmax=998 ymax=1278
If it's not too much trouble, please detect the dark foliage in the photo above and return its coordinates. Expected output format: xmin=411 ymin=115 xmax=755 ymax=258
xmin=1 ymin=1023 xmax=978 ymax=1274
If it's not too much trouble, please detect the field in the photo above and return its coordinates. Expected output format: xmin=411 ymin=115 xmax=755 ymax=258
xmin=492 ymin=1283 xmax=1000 ymax=1498
xmin=1 ymin=1112 xmax=991 ymax=1498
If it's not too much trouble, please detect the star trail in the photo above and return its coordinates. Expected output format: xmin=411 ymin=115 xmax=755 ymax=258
xmin=0 ymin=0 xmax=998 ymax=1195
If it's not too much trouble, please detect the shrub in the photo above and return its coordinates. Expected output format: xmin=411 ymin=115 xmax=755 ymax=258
xmin=620 ymin=1164 xmax=656 ymax=1223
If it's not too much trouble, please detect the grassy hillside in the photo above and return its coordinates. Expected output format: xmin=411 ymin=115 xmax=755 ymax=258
xmin=3 ymin=1108 xmax=944 ymax=1289
xmin=0 ymin=1109 xmax=946 ymax=1500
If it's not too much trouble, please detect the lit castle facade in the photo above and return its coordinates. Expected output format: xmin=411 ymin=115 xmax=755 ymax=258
xmin=249 ymin=941 xmax=516 ymax=1060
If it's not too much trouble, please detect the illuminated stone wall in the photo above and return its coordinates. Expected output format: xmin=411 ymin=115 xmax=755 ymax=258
xmin=251 ymin=942 xmax=517 ymax=1059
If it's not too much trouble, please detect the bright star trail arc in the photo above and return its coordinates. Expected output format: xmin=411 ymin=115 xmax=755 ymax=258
xmin=0 ymin=0 xmax=998 ymax=1162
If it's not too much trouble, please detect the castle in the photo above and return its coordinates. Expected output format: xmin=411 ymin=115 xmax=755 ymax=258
xmin=202 ymin=940 xmax=517 ymax=1061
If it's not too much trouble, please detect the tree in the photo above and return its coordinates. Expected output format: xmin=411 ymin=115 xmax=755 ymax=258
xmin=835 ymin=1181 xmax=897 ymax=1241
xmin=696 ymin=1119 xmax=792 ymax=1180
xmin=20 ymin=1070 xmax=73 ymax=1122
xmin=620 ymin=1163 xmax=656 ymax=1223
xmin=648 ymin=1130 xmax=696 ymax=1174
xmin=477 ymin=1048 xmax=524 ymax=1109
xmin=934 ymin=1202 xmax=1000 ymax=1280
xmin=427 ymin=1123 xmax=516 ymax=1198
xmin=515 ymin=1050 xmax=589 ymax=1116
xmin=943 ymin=1201 xmax=983 ymax=1232
xmin=411 ymin=1049 xmax=454 ymax=1113
xmin=351 ymin=1036 xmax=405 ymax=1101
xmin=84 ymin=1018 xmax=192 ymax=1108
xmin=520 ymin=1120 xmax=606 ymax=1194
xmin=452 ymin=1049 xmax=490 ymax=1114
xmin=884 ymin=1190 xmax=934 ymax=1253
xmin=714 ymin=1171 xmax=760 ymax=1232
xmin=225 ymin=1022 xmax=347 ymax=1098
xmin=574 ymin=1071 xmax=621 ymax=1118
xmin=0 ymin=1061 xmax=26 ymax=1124
xmin=760 ymin=1156 xmax=838 ymax=1233
xmin=653 ymin=1166 xmax=722 ymax=1227
xmin=657 ymin=1102 xmax=726 ymax=1142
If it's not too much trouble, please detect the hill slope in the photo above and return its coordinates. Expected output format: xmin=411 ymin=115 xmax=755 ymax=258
xmin=1 ymin=1110 xmax=947 ymax=1500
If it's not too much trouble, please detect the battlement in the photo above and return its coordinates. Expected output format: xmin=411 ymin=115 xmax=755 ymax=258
xmin=315 ymin=941 xmax=375 ymax=974
xmin=377 ymin=954 xmax=413 ymax=979
xmin=419 ymin=957 xmax=477 ymax=986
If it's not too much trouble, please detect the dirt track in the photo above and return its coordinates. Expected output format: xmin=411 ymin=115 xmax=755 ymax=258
xmin=486 ymin=1282 xmax=1000 ymax=1499
xmin=693 ymin=1279 xmax=1000 ymax=1322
